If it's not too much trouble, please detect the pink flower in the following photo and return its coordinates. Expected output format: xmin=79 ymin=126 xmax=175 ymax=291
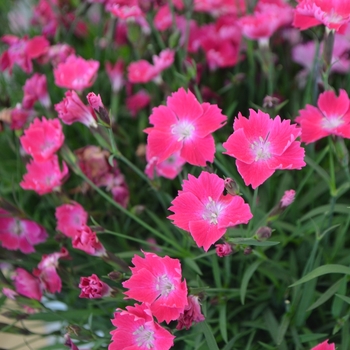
xmin=105 ymin=60 xmax=124 ymax=92
xmin=127 ymin=60 xmax=158 ymax=84
xmin=64 ymin=334 xmax=80 ymax=350
xmin=53 ymin=55 xmax=99 ymax=92
xmin=33 ymin=247 xmax=69 ymax=294
xmin=106 ymin=1 xmax=143 ymax=20
xmin=86 ymin=92 xmax=104 ymax=111
xmin=10 ymin=105 xmax=33 ymax=130
xmin=295 ymin=89 xmax=350 ymax=143
xmin=40 ymin=43 xmax=75 ymax=67
xmin=14 ymin=268 xmax=42 ymax=301
xmin=72 ymin=224 xmax=106 ymax=256
xmin=79 ymin=274 xmax=112 ymax=298
xmin=20 ymin=155 xmax=69 ymax=195
xmin=22 ymin=74 xmax=51 ymax=109
xmin=20 ymin=117 xmax=64 ymax=161
xmin=168 ymin=172 xmax=252 ymax=251
xmin=0 ymin=35 xmax=49 ymax=74
xmin=145 ymin=88 xmax=227 ymax=166
xmin=293 ymin=0 xmax=350 ymax=32
xmin=0 ymin=209 xmax=48 ymax=253
xmin=176 ymin=295 xmax=205 ymax=330
xmin=145 ymin=150 xmax=186 ymax=180
xmin=122 ymin=251 xmax=188 ymax=323
xmin=280 ymin=189 xmax=295 ymax=208
xmin=55 ymin=90 xmax=97 ymax=128
xmin=194 ymin=0 xmax=246 ymax=17
xmin=311 ymin=339 xmax=335 ymax=350
xmin=2 ymin=287 xmax=18 ymax=300
xmin=154 ymin=5 xmax=172 ymax=31
xmin=223 ymin=109 xmax=306 ymax=189
xmin=152 ymin=49 xmax=175 ymax=74
xmin=215 ymin=242 xmax=233 ymax=257
xmin=55 ymin=202 xmax=88 ymax=238
xmin=126 ymin=90 xmax=151 ymax=117
xmin=109 ymin=303 xmax=175 ymax=350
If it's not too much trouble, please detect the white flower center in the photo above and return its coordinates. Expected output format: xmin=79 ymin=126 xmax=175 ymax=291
xmin=250 ymin=136 xmax=271 ymax=161
xmin=202 ymin=196 xmax=222 ymax=225
xmin=321 ymin=116 xmax=344 ymax=130
xmin=171 ymin=121 xmax=195 ymax=142
xmin=155 ymin=274 xmax=175 ymax=297
xmin=133 ymin=325 xmax=155 ymax=349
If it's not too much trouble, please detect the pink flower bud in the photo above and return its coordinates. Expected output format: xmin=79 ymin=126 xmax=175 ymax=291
xmin=176 ymin=295 xmax=205 ymax=330
xmin=280 ymin=189 xmax=295 ymax=208
xmin=79 ymin=274 xmax=112 ymax=299
xmin=72 ymin=224 xmax=106 ymax=257
xmin=215 ymin=242 xmax=233 ymax=257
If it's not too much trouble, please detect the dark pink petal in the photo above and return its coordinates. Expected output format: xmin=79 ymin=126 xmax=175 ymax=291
xmin=318 ymin=89 xmax=350 ymax=119
xmin=236 ymin=160 xmax=275 ymax=189
xmin=218 ymin=196 xmax=252 ymax=229
xmin=167 ymin=88 xmax=203 ymax=121
xmin=180 ymin=134 xmax=215 ymax=166
xmin=267 ymin=142 xmax=306 ymax=169
xmin=195 ymin=103 xmax=227 ymax=137
xmin=148 ymin=105 xmax=178 ymax=131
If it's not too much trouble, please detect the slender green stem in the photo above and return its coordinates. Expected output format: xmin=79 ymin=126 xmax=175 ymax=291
xmin=328 ymin=137 xmax=336 ymax=196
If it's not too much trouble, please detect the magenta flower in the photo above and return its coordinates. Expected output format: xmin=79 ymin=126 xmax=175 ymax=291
xmin=22 ymin=73 xmax=51 ymax=109
xmin=122 ymin=251 xmax=188 ymax=323
xmin=10 ymin=104 xmax=33 ymax=130
xmin=13 ymin=268 xmax=42 ymax=301
xmin=280 ymin=189 xmax=295 ymax=208
xmin=0 ymin=209 xmax=47 ymax=254
xmin=53 ymin=54 xmax=99 ymax=92
xmin=127 ymin=60 xmax=159 ymax=84
xmin=215 ymin=242 xmax=233 ymax=257
xmin=105 ymin=60 xmax=124 ymax=93
xmin=311 ymin=339 xmax=335 ymax=350
xmin=145 ymin=87 xmax=227 ymax=166
xmin=109 ymin=303 xmax=175 ymax=350
xmin=223 ymin=109 xmax=306 ymax=189
xmin=55 ymin=202 xmax=88 ymax=238
xmin=20 ymin=117 xmax=64 ymax=162
xmin=295 ymin=89 xmax=350 ymax=144
xmin=79 ymin=274 xmax=112 ymax=299
xmin=55 ymin=90 xmax=97 ymax=128
xmin=72 ymin=224 xmax=106 ymax=257
xmin=20 ymin=155 xmax=69 ymax=195
xmin=126 ymin=90 xmax=151 ymax=117
xmin=168 ymin=172 xmax=252 ymax=251
xmin=176 ymin=295 xmax=205 ymax=330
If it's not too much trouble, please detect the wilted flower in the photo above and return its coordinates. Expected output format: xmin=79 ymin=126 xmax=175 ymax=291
xmin=176 ymin=295 xmax=205 ymax=330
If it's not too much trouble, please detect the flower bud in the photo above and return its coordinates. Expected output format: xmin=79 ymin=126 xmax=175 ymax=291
xmin=243 ymin=247 xmax=252 ymax=255
xmin=215 ymin=243 xmax=233 ymax=257
xmin=176 ymin=295 xmax=205 ymax=330
xmin=224 ymin=177 xmax=239 ymax=196
xmin=255 ymin=226 xmax=272 ymax=241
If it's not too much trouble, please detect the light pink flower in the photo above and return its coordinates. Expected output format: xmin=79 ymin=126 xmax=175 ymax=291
xmin=109 ymin=303 xmax=175 ymax=350
xmin=105 ymin=60 xmax=124 ymax=93
xmin=293 ymin=0 xmax=350 ymax=32
xmin=55 ymin=90 xmax=97 ymax=128
xmin=152 ymin=49 xmax=175 ymax=74
xmin=194 ymin=0 xmax=246 ymax=17
xmin=122 ymin=251 xmax=188 ymax=323
xmin=0 ymin=209 xmax=48 ymax=253
xmin=14 ymin=268 xmax=42 ymax=301
xmin=145 ymin=87 xmax=227 ymax=166
xmin=126 ymin=90 xmax=151 ymax=117
xmin=55 ymin=202 xmax=88 ymax=238
xmin=280 ymin=189 xmax=295 ymax=208
xmin=53 ymin=54 xmax=99 ymax=92
xmin=22 ymin=74 xmax=51 ymax=109
xmin=311 ymin=339 xmax=335 ymax=350
xmin=20 ymin=117 xmax=64 ymax=162
xmin=10 ymin=105 xmax=33 ymax=130
xmin=0 ymin=35 xmax=49 ymax=74
xmin=223 ymin=109 xmax=306 ymax=189
xmin=40 ymin=43 xmax=75 ymax=66
xmin=176 ymin=295 xmax=205 ymax=330
xmin=2 ymin=287 xmax=18 ymax=300
xmin=72 ymin=224 xmax=106 ymax=256
xmin=20 ymin=155 xmax=69 ymax=195
xmin=154 ymin=5 xmax=172 ymax=31
xmin=106 ymin=1 xmax=143 ymax=20
xmin=86 ymin=92 xmax=104 ymax=111
xmin=296 ymin=89 xmax=350 ymax=143
xmin=79 ymin=274 xmax=112 ymax=298
xmin=127 ymin=60 xmax=159 ymax=84
xmin=215 ymin=242 xmax=233 ymax=257
xmin=168 ymin=172 xmax=252 ymax=251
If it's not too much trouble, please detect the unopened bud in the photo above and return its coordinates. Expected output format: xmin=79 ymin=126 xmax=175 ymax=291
xmin=255 ymin=226 xmax=272 ymax=241
xmin=224 ymin=178 xmax=239 ymax=196
xmin=263 ymin=95 xmax=280 ymax=108
xmin=215 ymin=243 xmax=233 ymax=257
xmin=108 ymin=271 xmax=122 ymax=281
xmin=243 ymin=247 xmax=252 ymax=255
xmin=280 ymin=189 xmax=295 ymax=208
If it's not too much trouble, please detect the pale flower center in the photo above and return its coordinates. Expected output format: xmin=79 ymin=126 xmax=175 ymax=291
xmin=202 ymin=196 xmax=222 ymax=225
xmin=155 ymin=274 xmax=175 ymax=297
xmin=171 ymin=121 xmax=195 ymax=142
xmin=250 ymin=136 xmax=271 ymax=161
xmin=133 ymin=325 xmax=155 ymax=349
xmin=321 ymin=116 xmax=344 ymax=130
xmin=12 ymin=220 xmax=24 ymax=236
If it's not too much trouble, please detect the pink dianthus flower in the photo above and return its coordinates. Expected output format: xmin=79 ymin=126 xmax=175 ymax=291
xmin=79 ymin=274 xmax=112 ymax=299
xmin=20 ymin=117 xmax=64 ymax=162
xmin=122 ymin=251 xmax=188 ymax=324
xmin=176 ymin=295 xmax=205 ymax=330
xmin=168 ymin=172 xmax=252 ymax=251
xmin=145 ymin=88 xmax=227 ymax=166
xmin=72 ymin=224 xmax=106 ymax=256
xmin=215 ymin=242 xmax=233 ymax=257
xmin=20 ymin=155 xmax=69 ymax=195
xmin=13 ymin=268 xmax=42 ymax=301
xmin=280 ymin=189 xmax=295 ymax=208
xmin=109 ymin=303 xmax=175 ymax=350
xmin=105 ymin=60 xmax=124 ymax=93
xmin=311 ymin=339 xmax=335 ymax=350
xmin=126 ymin=90 xmax=151 ymax=117
xmin=223 ymin=109 xmax=306 ymax=189
xmin=22 ymin=74 xmax=51 ymax=109
xmin=53 ymin=54 xmax=99 ymax=92
xmin=295 ymin=89 xmax=350 ymax=143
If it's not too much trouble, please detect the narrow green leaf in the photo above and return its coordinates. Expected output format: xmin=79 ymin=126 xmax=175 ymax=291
xmin=184 ymin=257 xmax=202 ymax=276
xmin=307 ymin=278 xmax=343 ymax=311
xmin=290 ymin=265 xmax=350 ymax=287
xmin=211 ymin=255 xmax=222 ymax=288
xmin=263 ymin=309 xmax=279 ymax=344
xmin=240 ymin=260 xmax=263 ymax=304
xmin=0 ymin=322 xmax=31 ymax=335
xmin=219 ymin=304 xmax=228 ymax=343
xmin=276 ymin=314 xmax=290 ymax=345
xmin=335 ymin=294 xmax=350 ymax=305
xmin=332 ymin=276 xmax=347 ymax=318
xmin=229 ymin=238 xmax=280 ymax=247
xmin=198 ymin=321 xmax=220 ymax=350
xmin=299 ymin=333 xmax=328 ymax=343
